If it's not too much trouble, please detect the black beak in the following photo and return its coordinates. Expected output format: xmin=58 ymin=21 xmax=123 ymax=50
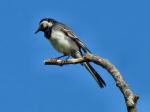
xmin=35 ymin=28 xmax=41 ymax=34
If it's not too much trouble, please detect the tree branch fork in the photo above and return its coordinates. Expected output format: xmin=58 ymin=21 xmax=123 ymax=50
xmin=44 ymin=53 xmax=139 ymax=112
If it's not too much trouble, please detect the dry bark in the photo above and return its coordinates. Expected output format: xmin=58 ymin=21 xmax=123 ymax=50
xmin=44 ymin=53 xmax=139 ymax=112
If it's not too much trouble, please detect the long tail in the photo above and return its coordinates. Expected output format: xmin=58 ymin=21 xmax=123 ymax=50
xmin=83 ymin=62 xmax=106 ymax=88
xmin=74 ymin=51 xmax=106 ymax=88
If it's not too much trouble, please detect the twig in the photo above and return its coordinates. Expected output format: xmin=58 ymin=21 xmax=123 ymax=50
xmin=44 ymin=53 xmax=139 ymax=112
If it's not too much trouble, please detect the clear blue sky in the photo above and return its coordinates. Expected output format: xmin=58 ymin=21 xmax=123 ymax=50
xmin=0 ymin=0 xmax=149 ymax=112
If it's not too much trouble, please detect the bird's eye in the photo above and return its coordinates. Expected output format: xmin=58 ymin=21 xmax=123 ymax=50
xmin=39 ymin=21 xmax=52 ymax=31
xmin=40 ymin=23 xmax=48 ymax=30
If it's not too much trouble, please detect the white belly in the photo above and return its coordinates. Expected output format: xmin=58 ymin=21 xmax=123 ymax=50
xmin=50 ymin=30 xmax=79 ymax=55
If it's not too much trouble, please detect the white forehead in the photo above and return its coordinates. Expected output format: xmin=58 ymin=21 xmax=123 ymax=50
xmin=40 ymin=20 xmax=53 ymax=27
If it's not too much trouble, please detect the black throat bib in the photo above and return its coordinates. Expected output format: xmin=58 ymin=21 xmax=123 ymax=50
xmin=44 ymin=27 xmax=52 ymax=39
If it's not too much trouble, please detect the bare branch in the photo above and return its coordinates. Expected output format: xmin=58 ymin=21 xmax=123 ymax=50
xmin=44 ymin=53 xmax=139 ymax=112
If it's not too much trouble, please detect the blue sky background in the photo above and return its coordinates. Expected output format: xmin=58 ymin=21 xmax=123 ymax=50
xmin=0 ymin=0 xmax=150 ymax=112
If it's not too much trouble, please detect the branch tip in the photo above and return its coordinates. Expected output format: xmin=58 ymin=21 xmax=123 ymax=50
xmin=44 ymin=54 xmax=139 ymax=112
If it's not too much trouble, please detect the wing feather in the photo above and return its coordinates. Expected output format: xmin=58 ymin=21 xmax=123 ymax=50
xmin=53 ymin=23 xmax=91 ymax=53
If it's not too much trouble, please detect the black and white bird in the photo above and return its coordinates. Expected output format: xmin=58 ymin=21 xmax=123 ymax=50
xmin=35 ymin=18 xmax=106 ymax=88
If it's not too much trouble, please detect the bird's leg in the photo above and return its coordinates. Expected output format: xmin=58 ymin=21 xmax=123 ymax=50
xmin=65 ymin=56 xmax=70 ymax=60
xmin=54 ymin=54 xmax=67 ymax=59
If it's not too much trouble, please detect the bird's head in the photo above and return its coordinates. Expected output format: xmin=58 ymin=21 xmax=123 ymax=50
xmin=35 ymin=18 xmax=56 ymax=34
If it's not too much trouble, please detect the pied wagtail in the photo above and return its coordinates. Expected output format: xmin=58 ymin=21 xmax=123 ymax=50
xmin=35 ymin=18 xmax=106 ymax=88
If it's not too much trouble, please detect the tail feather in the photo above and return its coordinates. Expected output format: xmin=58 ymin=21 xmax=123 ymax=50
xmin=83 ymin=62 xmax=106 ymax=88
xmin=74 ymin=51 xmax=106 ymax=88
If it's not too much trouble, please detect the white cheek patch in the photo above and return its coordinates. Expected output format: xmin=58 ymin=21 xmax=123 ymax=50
xmin=48 ymin=22 xmax=53 ymax=27
xmin=40 ymin=21 xmax=53 ymax=28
